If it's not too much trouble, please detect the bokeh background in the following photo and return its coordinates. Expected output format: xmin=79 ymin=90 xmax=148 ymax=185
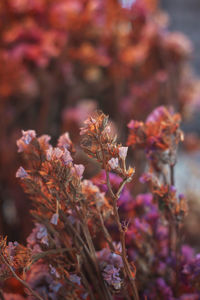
xmin=0 ymin=0 xmax=200 ymax=251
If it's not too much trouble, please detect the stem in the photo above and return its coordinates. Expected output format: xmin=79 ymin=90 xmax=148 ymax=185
xmin=170 ymin=164 xmax=175 ymax=186
xmin=80 ymin=271 xmax=96 ymax=300
xmin=106 ymin=171 xmax=139 ymax=300
xmin=0 ymin=252 xmax=44 ymax=300
xmin=61 ymin=211 xmax=112 ymax=300
xmin=0 ymin=289 xmax=5 ymax=300
xmin=170 ymin=162 xmax=181 ymax=294
xmin=26 ymin=248 xmax=71 ymax=270
xmin=97 ymin=209 xmax=115 ymax=252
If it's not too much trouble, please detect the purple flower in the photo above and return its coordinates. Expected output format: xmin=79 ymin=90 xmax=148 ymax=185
xmin=108 ymin=157 xmax=119 ymax=170
xmin=181 ymin=245 xmax=194 ymax=262
xmin=16 ymin=166 xmax=28 ymax=178
xmin=50 ymin=213 xmax=59 ymax=225
xmin=69 ymin=274 xmax=81 ymax=285
xmin=96 ymin=245 xmax=123 ymax=268
xmin=6 ymin=241 xmax=18 ymax=261
xmin=146 ymin=106 xmax=168 ymax=123
xmin=27 ymin=223 xmax=49 ymax=248
xmin=74 ymin=164 xmax=85 ymax=178
xmin=62 ymin=148 xmax=73 ymax=165
xmin=53 ymin=147 xmax=63 ymax=159
xmin=49 ymin=264 xmax=60 ymax=279
xmin=16 ymin=129 xmax=36 ymax=152
xmin=26 ymin=263 xmax=61 ymax=299
xmin=156 ymin=278 xmax=173 ymax=299
xmin=57 ymin=132 xmax=72 ymax=149
xmin=102 ymin=265 xmax=122 ymax=290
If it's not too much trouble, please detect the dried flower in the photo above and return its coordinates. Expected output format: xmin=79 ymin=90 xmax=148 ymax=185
xmin=50 ymin=213 xmax=59 ymax=225
xmin=16 ymin=130 xmax=36 ymax=152
xmin=118 ymin=147 xmax=128 ymax=160
xmin=108 ymin=158 xmax=119 ymax=170
xmin=16 ymin=166 xmax=28 ymax=178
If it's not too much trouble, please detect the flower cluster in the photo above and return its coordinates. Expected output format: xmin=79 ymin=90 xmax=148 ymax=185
xmin=81 ymin=111 xmax=135 ymax=181
xmin=127 ymin=106 xmax=184 ymax=164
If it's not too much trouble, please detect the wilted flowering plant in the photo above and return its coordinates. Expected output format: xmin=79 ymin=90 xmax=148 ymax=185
xmin=0 ymin=112 xmax=139 ymax=300
xmin=1 ymin=108 xmax=200 ymax=300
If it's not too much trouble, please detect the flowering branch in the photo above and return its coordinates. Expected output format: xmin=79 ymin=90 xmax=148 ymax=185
xmin=81 ymin=111 xmax=139 ymax=299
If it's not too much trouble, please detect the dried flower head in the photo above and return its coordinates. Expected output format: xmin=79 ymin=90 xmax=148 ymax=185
xmin=81 ymin=111 xmax=134 ymax=180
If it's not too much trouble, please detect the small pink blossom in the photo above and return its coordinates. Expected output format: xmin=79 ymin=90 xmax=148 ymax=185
xmin=118 ymin=147 xmax=128 ymax=160
xmin=16 ymin=166 xmax=28 ymax=178
xmin=108 ymin=157 xmax=119 ymax=170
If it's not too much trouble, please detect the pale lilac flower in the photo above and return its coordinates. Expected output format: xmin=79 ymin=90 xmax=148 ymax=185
xmin=108 ymin=157 xmax=119 ymax=169
xmin=16 ymin=166 xmax=28 ymax=178
xmin=50 ymin=213 xmax=59 ymax=225
xmin=46 ymin=146 xmax=53 ymax=161
xmin=102 ymin=265 xmax=122 ymax=290
xmin=38 ymin=134 xmax=51 ymax=146
xmin=57 ymin=132 xmax=72 ymax=149
xmin=6 ymin=242 xmax=19 ymax=261
xmin=53 ymin=147 xmax=63 ymax=159
xmin=103 ymin=125 xmax=111 ymax=134
xmin=36 ymin=224 xmax=49 ymax=246
xmin=120 ymin=0 xmax=136 ymax=9
xmin=21 ymin=130 xmax=36 ymax=144
xmin=74 ymin=164 xmax=85 ymax=178
xmin=69 ymin=274 xmax=81 ymax=285
xmin=62 ymin=148 xmax=73 ymax=165
xmin=46 ymin=147 xmax=65 ymax=161
xmin=41 ymin=235 xmax=49 ymax=246
xmin=16 ymin=129 xmax=36 ymax=152
xmin=49 ymin=281 xmax=62 ymax=293
xmin=118 ymin=146 xmax=128 ymax=160
xmin=49 ymin=264 xmax=60 ymax=278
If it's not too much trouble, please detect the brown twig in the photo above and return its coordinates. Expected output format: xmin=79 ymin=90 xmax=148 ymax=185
xmin=106 ymin=171 xmax=139 ymax=300
xmin=97 ymin=209 xmax=115 ymax=252
xmin=0 ymin=289 xmax=5 ymax=300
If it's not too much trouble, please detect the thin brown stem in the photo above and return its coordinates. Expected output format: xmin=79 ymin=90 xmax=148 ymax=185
xmin=0 ymin=289 xmax=5 ymax=300
xmin=106 ymin=171 xmax=139 ymax=300
xmin=98 ymin=210 xmax=115 ymax=252
xmin=26 ymin=248 xmax=71 ymax=270
xmin=80 ymin=271 xmax=96 ymax=300
xmin=170 ymin=164 xmax=175 ymax=186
